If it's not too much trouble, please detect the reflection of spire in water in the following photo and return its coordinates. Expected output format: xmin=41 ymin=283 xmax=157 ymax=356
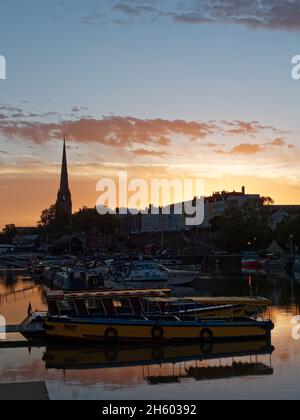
xmin=4 ymin=267 xmax=17 ymax=286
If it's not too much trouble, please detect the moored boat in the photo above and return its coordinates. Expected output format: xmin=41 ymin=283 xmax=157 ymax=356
xmin=43 ymin=290 xmax=274 ymax=343
xmin=44 ymin=316 xmax=274 ymax=343
xmin=109 ymin=259 xmax=200 ymax=288
xmin=53 ymin=268 xmax=106 ymax=291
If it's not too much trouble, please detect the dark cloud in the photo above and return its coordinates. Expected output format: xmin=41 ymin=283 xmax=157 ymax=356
xmin=81 ymin=0 xmax=300 ymax=31
xmin=172 ymin=0 xmax=300 ymax=31
xmin=112 ymin=3 xmax=143 ymax=17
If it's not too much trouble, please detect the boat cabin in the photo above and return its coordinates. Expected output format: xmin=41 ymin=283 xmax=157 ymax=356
xmin=46 ymin=289 xmax=172 ymax=318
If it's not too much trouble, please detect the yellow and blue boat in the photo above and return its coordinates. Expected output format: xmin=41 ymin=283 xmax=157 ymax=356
xmin=44 ymin=315 xmax=274 ymax=342
xmin=43 ymin=289 xmax=274 ymax=343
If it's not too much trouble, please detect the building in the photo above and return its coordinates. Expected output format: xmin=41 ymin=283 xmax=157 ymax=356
xmin=205 ymin=187 xmax=261 ymax=222
xmin=55 ymin=138 xmax=72 ymax=223
xmin=268 ymin=205 xmax=300 ymax=230
xmin=121 ymin=187 xmax=261 ymax=235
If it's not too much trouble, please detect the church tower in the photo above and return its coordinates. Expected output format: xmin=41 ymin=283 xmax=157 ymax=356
xmin=55 ymin=137 xmax=72 ymax=222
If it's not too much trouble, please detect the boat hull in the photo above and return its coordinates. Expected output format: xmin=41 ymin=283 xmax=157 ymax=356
xmin=45 ymin=317 xmax=274 ymax=343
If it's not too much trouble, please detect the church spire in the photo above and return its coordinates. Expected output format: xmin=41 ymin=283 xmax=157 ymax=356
xmin=55 ymin=136 xmax=72 ymax=221
xmin=59 ymin=135 xmax=70 ymax=194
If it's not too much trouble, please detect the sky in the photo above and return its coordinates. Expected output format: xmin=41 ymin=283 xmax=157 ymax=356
xmin=0 ymin=0 xmax=300 ymax=227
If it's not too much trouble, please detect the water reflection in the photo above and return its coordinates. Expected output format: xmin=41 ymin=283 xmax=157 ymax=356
xmin=1 ymin=266 xmax=300 ymax=399
xmin=42 ymin=340 xmax=274 ymax=372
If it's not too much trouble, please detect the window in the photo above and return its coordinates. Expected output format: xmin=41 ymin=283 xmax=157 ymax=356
xmin=85 ymin=299 xmax=105 ymax=315
xmin=113 ymin=298 xmax=133 ymax=315
xmin=56 ymin=300 xmax=76 ymax=315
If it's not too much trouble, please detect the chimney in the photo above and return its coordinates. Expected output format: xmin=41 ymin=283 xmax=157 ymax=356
xmin=242 ymin=186 xmax=245 ymax=195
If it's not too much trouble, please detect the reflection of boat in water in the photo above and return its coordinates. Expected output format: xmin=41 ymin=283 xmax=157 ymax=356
xmin=43 ymin=339 xmax=274 ymax=371
xmin=242 ymin=253 xmax=262 ymax=269
xmin=261 ymin=254 xmax=287 ymax=273
xmin=184 ymin=362 xmax=273 ymax=381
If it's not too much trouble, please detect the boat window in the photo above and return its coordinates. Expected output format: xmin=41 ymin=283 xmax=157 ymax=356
xmin=147 ymin=301 xmax=161 ymax=314
xmin=56 ymin=300 xmax=76 ymax=315
xmin=113 ymin=298 xmax=134 ymax=315
xmin=85 ymin=299 xmax=106 ymax=315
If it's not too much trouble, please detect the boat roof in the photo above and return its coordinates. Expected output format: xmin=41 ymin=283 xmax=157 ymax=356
xmin=47 ymin=288 xmax=171 ymax=300
xmin=145 ymin=297 xmax=272 ymax=306
xmin=46 ymin=290 xmax=271 ymax=306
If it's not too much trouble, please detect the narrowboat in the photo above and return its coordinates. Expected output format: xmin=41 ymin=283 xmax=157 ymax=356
xmin=44 ymin=290 xmax=274 ymax=343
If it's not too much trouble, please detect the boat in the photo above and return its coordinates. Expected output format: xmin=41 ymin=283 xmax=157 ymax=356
xmin=44 ymin=316 xmax=274 ymax=343
xmin=43 ymin=290 xmax=274 ymax=343
xmin=159 ymin=265 xmax=200 ymax=287
xmin=241 ymin=252 xmax=262 ymax=269
xmin=31 ymin=255 xmax=76 ymax=275
xmin=109 ymin=259 xmax=199 ymax=288
xmin=45 ymin=290 xmax=271 ymax=319
xmin=53 ymin=268 xmax=106 ymax=291
xmin=110 ymin=260 xmax=169 ymax=288
xmin=145 ymin=296 xmax=271 ymax=318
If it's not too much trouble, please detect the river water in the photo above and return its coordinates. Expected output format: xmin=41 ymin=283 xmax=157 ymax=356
xmin=1 ymin=266 xmax=300 ymax=400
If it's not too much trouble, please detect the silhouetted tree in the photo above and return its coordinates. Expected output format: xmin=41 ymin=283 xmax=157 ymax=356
xmin=214 ymin=201 xmax=273 ymax=252
xmin=71 ymin=207 xmax=120 ymax=234
xmin=0 ymin=224 xmax=17 ymax=243
xmin=37 ymin=205 xmax=69 ymax=233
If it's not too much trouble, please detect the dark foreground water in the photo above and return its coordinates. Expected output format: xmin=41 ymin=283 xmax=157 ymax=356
xmin=1 ymin=266 xmax=300 ymax=400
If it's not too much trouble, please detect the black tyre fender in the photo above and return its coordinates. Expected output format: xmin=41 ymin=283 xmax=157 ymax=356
xmin=104 ymin=348 xmax=119 ymax=362
xmin=152 ymin=347 xmax=165 ymax=361
xmin=105 ymin=327 xmax=118 ymax=339
xmin=200 ymin=328 xmax=213 ymax=341
xmin=152 ymin=326 xmax=164 ymax=339
xmin=200 ymin=340 xmax=214 ymax=355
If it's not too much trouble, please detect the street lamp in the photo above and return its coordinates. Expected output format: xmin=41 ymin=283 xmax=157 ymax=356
xmin=290 ymin=234 xmax=294 ymax=261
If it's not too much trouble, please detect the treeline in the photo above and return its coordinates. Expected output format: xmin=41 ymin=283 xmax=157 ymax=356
xmin=211 ymin=200 xmax=300 ymax=252
xmin=0 ymin=206 xmax=120 ymax=244
xmin=38 ymin=205 xmax=120 ymax=235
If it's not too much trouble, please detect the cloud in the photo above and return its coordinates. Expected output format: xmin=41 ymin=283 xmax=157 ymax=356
xmin=131 ymin=148 xmax=167 ymax=158
xmin=0 ymin=105 xmax=290 ymax=158
xmin=0 ymin=113 xmax=215 ymax=146
xmin=270 ymin=137 xmax=285 ymax=146
xmin=171 ymin=0 xmax=300 ymax=31
xmin=218 ymin=138 xmax=288 ymax=155
xmin=79 ymin=0 xmax=300 ymax=32
xmin=230 ymin=143 xmax=264 ymax=155
xmin=112 ymin=3 xmax=143 ymax=17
